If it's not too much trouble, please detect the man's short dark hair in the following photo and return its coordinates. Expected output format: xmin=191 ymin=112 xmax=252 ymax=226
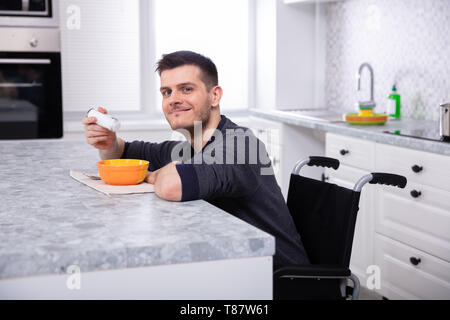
xmin=156 ymin=51 xmax=218 ymax=90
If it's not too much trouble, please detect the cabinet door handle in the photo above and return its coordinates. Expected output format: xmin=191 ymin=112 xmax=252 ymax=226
xmin=411 ymin=165 xmax=423 ymax=173
xmin=409 ymin=257 xmax=421 ymax=266
xmin=410 ymin=190 xmax=422 ymax=198
xmin=340 ymin=149 xmax=349 ymax=156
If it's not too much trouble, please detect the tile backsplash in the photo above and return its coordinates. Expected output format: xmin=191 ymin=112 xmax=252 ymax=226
xmin=324 ymin=0 xmax=450 ymax=121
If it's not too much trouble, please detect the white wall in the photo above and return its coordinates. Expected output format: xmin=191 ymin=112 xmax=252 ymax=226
xmin=255 ymin=0 xmax=318 ymax=111
xmin=324 ymin=0 xmax=450 ymax=120
xmin=276 ymin=0 xmax=316 ymax=110
xmin=255 ymin=0 xmax=277 ymax=111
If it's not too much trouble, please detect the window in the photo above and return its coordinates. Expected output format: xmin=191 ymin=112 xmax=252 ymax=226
xmin=151 ymin=0 xmax=251 ymax=112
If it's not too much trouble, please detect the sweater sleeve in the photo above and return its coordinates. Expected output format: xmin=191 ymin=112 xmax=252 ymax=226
xmin=121 ymin=140 xmax=182 ymax=171
xmin=175 ymin=130 xmax=274 ymax=201
xmin=175 ymin=162 xmax=263 ymax=202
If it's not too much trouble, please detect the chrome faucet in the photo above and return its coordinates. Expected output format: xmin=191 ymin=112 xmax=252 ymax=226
xmin=357 ymin=62 xmax=376 ymax=108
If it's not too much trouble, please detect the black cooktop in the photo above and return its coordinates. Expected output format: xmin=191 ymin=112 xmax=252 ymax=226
xmin=383 ymin=128 xmax=450 ymax=143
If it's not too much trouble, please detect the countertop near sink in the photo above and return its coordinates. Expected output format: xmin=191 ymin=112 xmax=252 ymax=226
xmin=250 ymin=109 xmax=450 ymax=156
xmin=0 ymin=140 xmax=274 ymax=281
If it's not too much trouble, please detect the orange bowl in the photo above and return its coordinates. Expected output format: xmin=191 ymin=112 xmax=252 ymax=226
xmin=97 ymin=159 xmax=149 ymax=186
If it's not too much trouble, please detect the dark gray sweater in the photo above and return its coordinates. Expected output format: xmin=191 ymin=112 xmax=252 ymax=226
xmin=122 ymin=115 xmax=310 ymax=269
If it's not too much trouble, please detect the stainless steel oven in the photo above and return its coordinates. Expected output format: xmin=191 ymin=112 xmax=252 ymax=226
xmin=0 ymin=27 xmax=62 ymax=139
xmin=0 ymin=0 xmax=51 ymax=16
xmin=0 ymin=0 xmax=58 ymax=27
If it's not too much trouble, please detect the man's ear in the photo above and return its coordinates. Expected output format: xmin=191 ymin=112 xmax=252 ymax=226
xmin=210 ymin=86 xmax=223 ymax=108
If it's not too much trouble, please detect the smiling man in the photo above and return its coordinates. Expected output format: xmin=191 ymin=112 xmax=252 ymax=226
xmin=82 ymin=51 xmax=309 ymax=269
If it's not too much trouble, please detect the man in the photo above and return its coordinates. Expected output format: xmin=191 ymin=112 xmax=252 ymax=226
xmin=82 ymin=51 xmax=309 ymax=269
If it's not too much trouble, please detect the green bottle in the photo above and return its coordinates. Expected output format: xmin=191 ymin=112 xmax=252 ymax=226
xmin=388 ymin=85 xmax=401 ymax=119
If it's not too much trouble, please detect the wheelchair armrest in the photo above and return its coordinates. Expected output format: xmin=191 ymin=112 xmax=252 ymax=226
xmin=274 ymin=265 xmax=351 ymax=279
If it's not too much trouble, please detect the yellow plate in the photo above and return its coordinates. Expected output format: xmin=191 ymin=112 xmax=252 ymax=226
xmin=345 ymin=113 xmax=388 ymax=125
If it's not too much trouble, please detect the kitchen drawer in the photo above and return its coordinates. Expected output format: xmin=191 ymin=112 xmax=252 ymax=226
xmin=382 ymin=179 xmax=450 ymax=213
xmin=326 ymin=163 xmax=372 ymax=187
xmin=375 ymin=184 xmax=450 ymax=262
xmin=376 ymin=143 xmax=450 ymax=191
xmin=374 ymin=233 xmax=450 ymax=300
xmin=326 ymin=133 xmax=375 ymax=171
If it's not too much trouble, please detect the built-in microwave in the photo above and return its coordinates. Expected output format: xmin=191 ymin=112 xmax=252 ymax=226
xmin=0 ymin=27 xmax=62 ymax=140
xmin=0 ymin=0 xmax=58 ymax=28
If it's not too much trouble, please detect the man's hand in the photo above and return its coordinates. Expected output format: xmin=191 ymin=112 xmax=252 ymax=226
xmin=146 ymin=162 xmax=181 ymax=202
xmin=82 ymin=107 xmax=116 ymax=150
xmin=81 ymin=107 xmax=125 ymax=159
xmin=145 ymin=168 xmax=161 ymax=184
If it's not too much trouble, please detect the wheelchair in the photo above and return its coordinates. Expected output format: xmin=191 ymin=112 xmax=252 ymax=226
xmin=273 ymin=156 xmax=407 ymax=300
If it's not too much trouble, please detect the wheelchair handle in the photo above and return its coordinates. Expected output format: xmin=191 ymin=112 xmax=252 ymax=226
xmin=369 ymin=173 xmax=407 ymax=189
xmin=292 ymin=156 xmax=340 ymax=175
xmin=354 ymin=173 xmax=407 ymax=192
xmin=308 ymin=157 xmax=340 ymax=170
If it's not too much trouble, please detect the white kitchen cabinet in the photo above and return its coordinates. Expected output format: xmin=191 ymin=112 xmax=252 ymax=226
xmin=326 ymin=132 xmax=450 ymax=300
xmin=249 ymin=116 xmax=285 ymax=191
xmin=0 ymin=256 xmax=272 ymax=300
xmin=375 ymin=143 xmax=450 ymax=193
xmin=374 ymin=143 xmax=450 ymax=300
xmin=325 ymin=133 xmax=376 ymax=287
xmin=374 ymin=234 xmax=450 ymax=300
xmin=325 ymin=132 xmax=376 ymax=171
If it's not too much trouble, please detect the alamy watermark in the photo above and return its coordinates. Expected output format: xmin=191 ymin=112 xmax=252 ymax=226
xmin=366 ymin=265 xmax=381 ymax=290
xmin=66 ymin=265 xmax=81 ymax=290
xmin=169 ymin=121 xmax=280 ymax=176
xmin=66 ymin=4 xmax=81 ymax=30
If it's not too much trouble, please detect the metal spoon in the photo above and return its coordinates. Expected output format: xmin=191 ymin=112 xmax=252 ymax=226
xmin=84 ymin=174 xmax=101 ymax=180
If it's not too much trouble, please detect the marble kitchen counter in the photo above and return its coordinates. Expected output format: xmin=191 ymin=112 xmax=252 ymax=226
xmin=0 ymin=140 xmax=274 ymax=281
xmin=250 ymin=109 xmax=450 ymax=156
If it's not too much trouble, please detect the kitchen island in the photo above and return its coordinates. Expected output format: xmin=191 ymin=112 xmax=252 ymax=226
xmin=0 ymin=140 xmax=274 ymax=299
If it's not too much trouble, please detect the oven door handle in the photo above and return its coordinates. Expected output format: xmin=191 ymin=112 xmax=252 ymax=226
xmin=0 ymin=58 xmax=51 ymax=64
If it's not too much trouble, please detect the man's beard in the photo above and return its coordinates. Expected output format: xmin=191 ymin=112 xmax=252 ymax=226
xmin=173 ymin=101 xmax=212 ymax=132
